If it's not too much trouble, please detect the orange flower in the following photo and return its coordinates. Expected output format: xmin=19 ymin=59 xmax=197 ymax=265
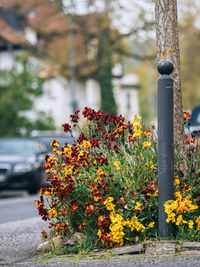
xmin=94 ymin=196 xmax=102 ymax=202
xmin=144 ymin=129 xmax=152 ymax=136
xmin=85 ymin=205 xmax=95 ymax=214
xmin=70 ymin=200 xmax=79 ymax=212
xmin=128 ymin=135 xmax=136 ymax=142
xmin=183 ymin=112 xmax=191 ymax=121
xmin=79 ymin=222 xmax=86 ymax=230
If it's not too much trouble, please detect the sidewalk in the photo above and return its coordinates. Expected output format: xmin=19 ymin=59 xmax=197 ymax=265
xmin=13 ymin=241 xmax=200 ymax=267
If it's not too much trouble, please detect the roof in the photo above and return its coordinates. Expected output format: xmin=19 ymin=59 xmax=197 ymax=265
xmin=0 ymin=7 xmax=28 ymax=49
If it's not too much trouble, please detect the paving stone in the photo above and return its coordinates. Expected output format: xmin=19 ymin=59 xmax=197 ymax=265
xmin=111 ymin=245 xmax=144 ymax=255
xmin=180 ymin=250 xmax=200 ymax=255
xmin=182 ymin=242 xmax=200 ymax=250
xmin=37 ymin=236 xmax=64 ymax=252
xmin=145 ymin=241 xmax=177 ymax=255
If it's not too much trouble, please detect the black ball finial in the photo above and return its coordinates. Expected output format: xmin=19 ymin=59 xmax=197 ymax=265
xmin=157 ymin=59 xmax=174 ymax=75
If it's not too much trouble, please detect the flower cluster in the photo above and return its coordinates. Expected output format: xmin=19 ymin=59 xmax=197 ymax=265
xmin=35 ymin=108 xmax=200 ymax=249
xmin=164 ymin=177 xmax=200 ymax=240
xmin=103 ymin=197 xmax=146 ymax=247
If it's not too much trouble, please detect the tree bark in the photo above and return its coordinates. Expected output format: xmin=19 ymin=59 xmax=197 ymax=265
xmin=155 ymin=0 xmax=186 ymax=172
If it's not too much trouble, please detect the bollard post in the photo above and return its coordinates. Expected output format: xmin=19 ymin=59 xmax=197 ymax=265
xmin=157 ymin=59 xmax=174 ymax=238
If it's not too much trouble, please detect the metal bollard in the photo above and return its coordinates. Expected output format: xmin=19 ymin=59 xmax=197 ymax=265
xmin=157 ymin=59 xmax=174 ymax=238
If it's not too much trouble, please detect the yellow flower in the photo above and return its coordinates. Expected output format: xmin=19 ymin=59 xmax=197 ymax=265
xmin=49 ymin=208 xmax=57 ymax=218
xmin=155 ymin=189 xmax=158 ymax=197
xmin=135 ymin=202 xmax=141 ymax=211
xmin=166 ymin=212 xmax=176 ymax=223
xmin=150 ymin=164 xmax=154 ymax=170
xmin=63 ymin=145 xmax=72 ymax=155
xmin=104 ymin=197 xmax=115 ymax=211
xmin=64 ymin=165 xmax=74 ymax=174
xmin=176 ymin=215 xmax=183 ymax=226
xmin=151 ymin=122 xmax=154 ymax=127
xmin=161 ymin=49 xmax=166 ymax=59
xmin=94 ymin=196 xmax=101 ymax=202
xmin=78 ymin=150 xmax=85 ymax=159
xmin=188 ymin=220 xmax=194 ymax=229
xmin=50 ymin=139 xmax=59 ymax=148
xmin=196 ymin=217 xmax=200 ymax=231
xmin=132 ymin=129 xmax=142 ymax=138
xmin=114 ymin=161 xmax=121 ymax=170
xmin=109 ymin=212 xmax=125 ymax=246
xmin=97 ymin=168 xmax=107 ymax=177
xmin=148 ymin=222 xmax=155 ymax=228
xmin=132 ymin=115 xmax=141 ymax=124
xmin=143 ymin=141 xmax=151 ymax=148
xmin=97 ymin=229 xmax=102 ymax=238
xmin=174 ymin=177 xmax=180 ymax=185
xmin=81 ymin=140 xmax=91 ymax=150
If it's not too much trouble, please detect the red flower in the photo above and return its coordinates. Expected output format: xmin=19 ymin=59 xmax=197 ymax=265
xmin=76 ymin=134 xmax=87 ymax=144
xmin=70 ymin=110 xmax=80 ymax=123
xmin=197 ymin=197 xmax=200 ymax=206
xmin=62 ymin=123 xmax=72 ymax=133
xmin=98 ymin=230 xmax=111 ymax=246
xmin=41 ymin=229 xmax=48 ymax=239
xmin=70 ymin=200 xmax=79 ymax=212
xmin=97 ymin=215 xmax=110 ymax=229
xmin=90 ymin=138 xmax=100 ymax=147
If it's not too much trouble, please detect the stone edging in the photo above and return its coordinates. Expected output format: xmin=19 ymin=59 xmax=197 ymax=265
xmin=37 ymin=238 xmax=200 ymax=257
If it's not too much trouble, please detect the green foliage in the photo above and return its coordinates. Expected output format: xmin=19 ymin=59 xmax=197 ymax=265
xmin=0 ymin=55 xmax=55 ymax=136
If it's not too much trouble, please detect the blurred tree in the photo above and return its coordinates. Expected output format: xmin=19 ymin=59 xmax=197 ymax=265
xmin=0 ymin=56 xmax=55 ymax=136
xmin=155 ymin=0 xmax=186 ymax=170
xmin=136 ymin=61 xmax=157 ymax=127
xmin=97 ymin=49 xmax=117 ymax=114
xmin=0 ymin=0 xmax=154 ymax=115
xmin=180 ymin=14 xmax=200 ymax=110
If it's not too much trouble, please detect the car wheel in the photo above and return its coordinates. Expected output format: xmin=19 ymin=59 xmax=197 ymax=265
xmin=28 ymin=186 xmax=39 ymax=195
xmin=27 ymin=184 xmax=40 ymax=195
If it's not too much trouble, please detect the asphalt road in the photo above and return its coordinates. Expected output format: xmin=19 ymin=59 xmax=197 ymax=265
xmin=0 ymin=190 xmax=48 ymax=266
xmin=0 ymin=191 xmax=39 ymax=224
xmin=0 ymin=191 xmax=200 ymax=267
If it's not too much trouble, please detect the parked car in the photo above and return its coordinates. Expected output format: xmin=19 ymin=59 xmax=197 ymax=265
xmin=0 ymin=137 xmax=48 ymax=194
xmin=31 ymin=131 xmax=75 ymax=153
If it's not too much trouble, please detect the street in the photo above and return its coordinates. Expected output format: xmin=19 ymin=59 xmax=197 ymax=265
xmin=0 ymin=191 xmax=48 ymax=266
xmin=0 ymin=191 xmax=40 ymax=224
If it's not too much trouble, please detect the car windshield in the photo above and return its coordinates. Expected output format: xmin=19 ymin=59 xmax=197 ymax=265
xmin=0 ymin=139 xmax=35 ymax=156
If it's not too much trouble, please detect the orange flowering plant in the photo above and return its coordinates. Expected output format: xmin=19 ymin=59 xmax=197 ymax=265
xmin=35 ymin=109 xmax=200 ymax=249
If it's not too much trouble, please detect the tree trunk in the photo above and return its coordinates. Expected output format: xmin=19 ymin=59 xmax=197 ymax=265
xmin=155 ymin=0 xmax=187 ymax=173
xmin=96 ymin=50 xmax=117 ymax=115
